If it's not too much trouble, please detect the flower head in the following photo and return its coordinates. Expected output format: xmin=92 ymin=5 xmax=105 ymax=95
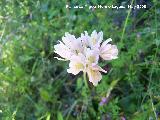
xmin=99 ymin=97 xmax=108 ymax=106
xmin=54 ymin=30 xmax=118 ymax=86
xmin=54 ymin=33 xmax=83 ymax=60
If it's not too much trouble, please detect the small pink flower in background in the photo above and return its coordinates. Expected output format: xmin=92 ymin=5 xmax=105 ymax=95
xmin=54 ymin=30 xmax=118 ymax=86
xmin=99 ymin=97 xmax=108 ymax=106
xmin=121 ymin=116 xmax=126 ymax=120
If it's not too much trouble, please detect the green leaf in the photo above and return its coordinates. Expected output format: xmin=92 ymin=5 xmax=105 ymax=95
xmin=46 ymin=113 xmax=51 ymax=120
xmin=57 ymin=112 xmax=63 ymax=120
xmin=40 ymin=89 xmax=50 ymax=102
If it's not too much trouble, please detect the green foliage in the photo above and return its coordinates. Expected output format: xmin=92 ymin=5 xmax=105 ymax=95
xmin=0 ymin=0 xmax=160 ymax=120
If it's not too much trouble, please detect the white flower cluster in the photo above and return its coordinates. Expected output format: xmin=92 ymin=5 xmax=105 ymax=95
xmin=54 ymin=30 xmax=118 ymax=86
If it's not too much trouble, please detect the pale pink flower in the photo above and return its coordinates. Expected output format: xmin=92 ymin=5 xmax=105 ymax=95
xmin=87 ymin=63 xmax=107 ymax=86
xmin=85 ymin=49 xmax=107 ymax=86
xmin=67 ymin=53 xmax=86 ymax=75
xmin=89 ymin=30 xmax=103 ymax=49
xmin=67 ymin=48 xmax=106 ymax=86
xmin=54 ymin=41 xmax=73 ymax=60
xmin=80 ymin=31 xmax=90 ymax=47
xmin=80 ymin=30 xmax=103 ymax=49
xmin=85 ymin=48 xmax=99 ymax=64
xmin=54 ymin=33 xmax=83 ymax=60
xmin=100 ymin=38 xmax=118 ymax=60
xmin=54 ymin=30 xmax=118 ymax=86
xmin=62 ymin=32 xmax=83 ymax=53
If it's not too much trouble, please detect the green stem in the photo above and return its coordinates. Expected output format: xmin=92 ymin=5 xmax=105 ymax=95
xmin=83 ymin=72 xmax=89 ymax=89
xmin=120 ymin=0 xmax=134 ymax=42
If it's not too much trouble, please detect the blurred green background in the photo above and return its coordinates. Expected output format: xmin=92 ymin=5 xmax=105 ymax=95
xmin=0 ymin=0 xmax=160 ymax=120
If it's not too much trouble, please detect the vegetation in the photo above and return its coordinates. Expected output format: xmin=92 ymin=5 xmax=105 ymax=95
xmin=0 ymin=0 xmax=160 ymax=119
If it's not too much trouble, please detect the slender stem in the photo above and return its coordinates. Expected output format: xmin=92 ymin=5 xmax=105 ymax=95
xmin=83 ymin=72 xmax=88 ymax=89
xmin=120 ymin=0 xmax=134 ymax=42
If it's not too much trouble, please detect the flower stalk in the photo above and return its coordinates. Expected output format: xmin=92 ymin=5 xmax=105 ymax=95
xmin=83 ymin=72 xmax=89 ymax=89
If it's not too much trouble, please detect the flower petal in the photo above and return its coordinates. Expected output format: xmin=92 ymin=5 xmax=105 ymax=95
xmin=54 ymin=57 xmax=67 ymax=61
xmin=62 ymin=33 xmax=83 ymax=54
xmin=85 ymin=48 xmax=99 ymax=64
xmin=100 ymin=38 xmax=112 ymax=49
xmin=67 ymin=62 xmax=84 ymax=75
xmin=89 ymin=30 xmax=103 ymax=49
xmin=100 ymin=43 xmax=118 ymax=60
xmin=91 ymin=63 xmax=107 ymax=73
xmin=80 ymin=31 xmax=90 ymax=47
xmin=54 ymin=42 xmax=72 ymax=60
xmin=87 ymin=68 xmax=102 ymax=86
xmin=67 ymin=53 xmax=86 ymax=75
